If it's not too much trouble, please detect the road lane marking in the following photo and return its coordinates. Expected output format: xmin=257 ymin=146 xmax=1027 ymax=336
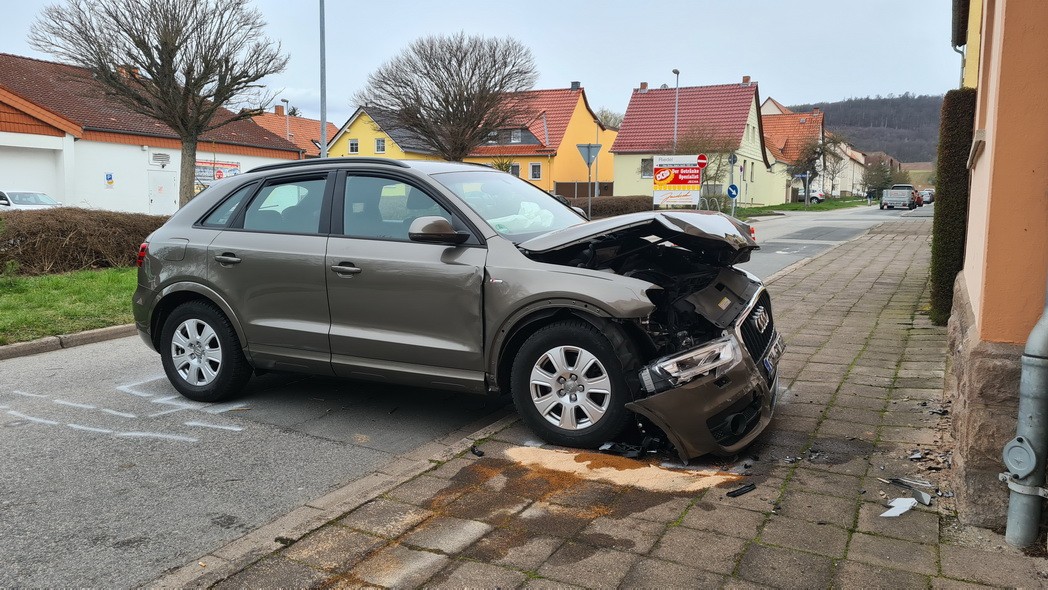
xmin=115 ymin=431 xmax=198 ymax=443
xmin=184 ymin=421 xmax=243 ymax=432
xmin=101 ymin=409 xmax=137 ymax=418
xmin=67 ymin=424 xmax=114 ymax=434
xmin=12 ymin=391 xmax=46 ymax=398
xmin=7 ymin=410 xmax=59 ymax=425
xmin=54 ymin=399 xmax=96 ymax=410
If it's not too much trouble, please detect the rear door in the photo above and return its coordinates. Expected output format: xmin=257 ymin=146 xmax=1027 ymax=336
xmin=207 ymin=172 xmax=335 ymax=374
xmin=325 ymin=172 xmax=487 ymax=392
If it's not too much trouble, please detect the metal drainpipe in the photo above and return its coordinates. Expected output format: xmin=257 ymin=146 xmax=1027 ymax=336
xmin=1002 ymin=272 xmax=1048 ymax=547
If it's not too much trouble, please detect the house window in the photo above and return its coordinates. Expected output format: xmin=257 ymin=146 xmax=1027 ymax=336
xmin=349 ymin=139 xmax=359 ymax=154
xmin=511 ymin=129 xmax=522 ymax=144
xmin=640 ymin=158 xmax=654 ymax=178
xmin=487 ymin=131 xmax=498 ymax=144
xmin=375 ymin=138 xmax=386 ymax=153
xmin=750 ymin=165 xmax=754 ymax=182
xmin=510 ymin=163 xmax=520 ymax=177
xmin=530 ymin=163 xmax=542 ymax=180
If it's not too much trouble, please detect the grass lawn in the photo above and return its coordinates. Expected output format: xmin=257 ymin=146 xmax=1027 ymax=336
xmin=734 ymin=198 xmax=872 ymax=220
xmin=0 ymin=267 xmax=138 ymax=346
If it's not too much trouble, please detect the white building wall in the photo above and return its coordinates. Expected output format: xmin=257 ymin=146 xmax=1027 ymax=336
xmin=0 ymin=142 xmax=61 ymax=198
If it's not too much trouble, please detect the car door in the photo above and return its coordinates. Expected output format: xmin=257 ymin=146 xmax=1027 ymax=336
xmin=207 ymin=172 xmax=335 ymax=375
xmin=325 ymin=171 xmax=487 ymax=392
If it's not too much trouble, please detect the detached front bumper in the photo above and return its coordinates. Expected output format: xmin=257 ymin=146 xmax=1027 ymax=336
xmin=627 ymin=332 xmax=785 ymax=462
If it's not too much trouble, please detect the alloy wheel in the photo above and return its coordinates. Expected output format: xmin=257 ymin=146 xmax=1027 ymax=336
xmin=529 ymin=345 xmax=612 ymax=431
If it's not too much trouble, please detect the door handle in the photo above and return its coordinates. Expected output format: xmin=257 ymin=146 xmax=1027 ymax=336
xmin=214 ymin=253 xmax=242 ymax=264
xmin=330 ymin=263 xmax=362 ymax=276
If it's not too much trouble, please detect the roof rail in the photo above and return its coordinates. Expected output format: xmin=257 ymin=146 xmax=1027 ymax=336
xmin=247 ymin=157 xmax=411 ymax=173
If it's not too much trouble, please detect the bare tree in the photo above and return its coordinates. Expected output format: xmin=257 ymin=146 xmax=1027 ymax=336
xmin=355 ymin=32 xmax=538 ymax=162
xmin=672 ymin=125 xmax=738 ymax=200
xmin=595 ymin=107 xmax=623 ymax=130
xmin=30 ymin=0 xmax=288 ymax=206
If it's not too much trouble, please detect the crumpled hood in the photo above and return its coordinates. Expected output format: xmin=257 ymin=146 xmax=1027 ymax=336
xmin=518 ymin=210 xmax=758 ymax=265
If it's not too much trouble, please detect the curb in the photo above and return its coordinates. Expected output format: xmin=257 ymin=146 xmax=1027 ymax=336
xmin=0 ymin=324 xmax=137 ymax=361
xmin=150 ymin=410 xmax=521 ymax=589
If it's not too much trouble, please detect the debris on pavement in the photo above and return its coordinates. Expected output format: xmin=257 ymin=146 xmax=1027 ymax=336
xmin=469 ymin=445 xmax=485 ymax=457
xmin=880 ymin=498 xmax=919 ymax=517
xmin=912 ymin=489 xmax=933 ymax=506
xmin=726 ymin=483 xmax=756 ymax=497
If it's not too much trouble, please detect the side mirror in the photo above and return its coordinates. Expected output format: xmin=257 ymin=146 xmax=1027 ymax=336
xmin=0 ymin=196 xmax=9 ymax=207
xmin=572 ymin=206 xmax=589 ymax=220
xmin=408 ymin=216 xmax=470 ymax=245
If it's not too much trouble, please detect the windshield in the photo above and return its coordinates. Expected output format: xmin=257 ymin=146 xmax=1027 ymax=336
xmin=9 ymin=192 xmax=59 ymax=205
xmin=431 ymin=170 xmax=585 ymax=242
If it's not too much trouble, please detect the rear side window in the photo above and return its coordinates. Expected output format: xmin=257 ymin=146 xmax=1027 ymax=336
xmin=200 ymin=183 xmax=254 ymax=228
xmin=242 ymin=177 xmax=327 ymax=234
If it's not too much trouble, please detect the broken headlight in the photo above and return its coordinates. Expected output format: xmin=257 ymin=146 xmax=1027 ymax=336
xmin=638 ymin=336 xmax=741 ymax=394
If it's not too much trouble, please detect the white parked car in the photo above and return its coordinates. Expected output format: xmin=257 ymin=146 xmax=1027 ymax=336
xmin=807 ymin=188 xmax=826 ymax=204
xmin=0 ymin=190 xmax=62 ymax=211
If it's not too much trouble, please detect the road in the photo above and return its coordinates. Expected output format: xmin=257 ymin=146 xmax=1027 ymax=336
xmin=739 ymin=202 xmax=933 ymax=279
xmin=0 ymin=337 xmax=508 ymax=587
xmin=0 ymin=201 xmax=932 ymax=586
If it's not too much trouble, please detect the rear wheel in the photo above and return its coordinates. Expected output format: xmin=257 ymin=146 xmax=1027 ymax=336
xmin=510 ymin=321 xmax=633 ymax=448
xmin=160 ymin=300 xmax=251 ymax=402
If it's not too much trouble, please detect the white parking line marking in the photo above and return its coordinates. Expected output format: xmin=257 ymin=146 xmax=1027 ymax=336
xmin=0 ymin=405 xmax=8 ymax=410
xmin=148 ymin=408 xmax=189 ymax=418
xmin=67 ymin=424 xmax=114 ymax=434
xmin=7 ymin=410 xmax=59 ymax=425
xmin=54 ymin=399 xmax=96 ymax=410
xmin=116 ymin=376 xmax=166 ymax=398
xmin=115 ymin=431 xmax=197 ymax=443
xmin=101 ymin=409 xmax=137 ymax=419
xmin=184 ymin=421 xmax=243 ymax=432
xmin=12 ymin=391 xmax=46 ymax=398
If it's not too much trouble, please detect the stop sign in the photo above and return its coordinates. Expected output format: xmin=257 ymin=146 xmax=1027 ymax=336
xmin=696 ymin=153 xmax=708 ymax=169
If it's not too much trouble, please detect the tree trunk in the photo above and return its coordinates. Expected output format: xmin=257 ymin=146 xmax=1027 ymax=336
xmin=179 ymin=138 xmax=198 ymax=208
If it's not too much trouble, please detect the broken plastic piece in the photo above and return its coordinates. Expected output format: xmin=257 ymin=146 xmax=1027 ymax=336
xmin=908 ymin=451 xmax=924 ymax=460
xmin=880 ymin=497 xmax=919 ymax=517
xmin=726 ymin=483 xmax=756 ymax=497
xmin=912 ymin=489 xmax=933 ymax=506
xmin=469 ymin=445 xmax=485 ymax=457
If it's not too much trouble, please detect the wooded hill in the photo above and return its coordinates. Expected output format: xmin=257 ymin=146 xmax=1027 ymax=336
xmin=789 ymin=93 xmax=943 ymax=163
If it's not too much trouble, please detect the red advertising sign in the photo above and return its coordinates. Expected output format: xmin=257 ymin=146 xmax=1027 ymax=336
xmin=653 ymin=166 xmax=702 ymax=186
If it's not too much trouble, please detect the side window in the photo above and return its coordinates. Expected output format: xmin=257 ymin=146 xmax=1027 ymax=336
xmin=343 ymin=175 xmax=451 ymax=241
xmin=200 ymin=183 xmax=254 ymax=228
xmin=509 ymin=163 xmax=520 ymax=177
xmin=530 ymin=163 xmax=541 ymax=180
xmin=242 ymin=177 xmax=327 ymax=234
xmin=640 ymin=158 xmax=654 ymax=179
xmin=349 ymin=139 xmax=359 ymax=154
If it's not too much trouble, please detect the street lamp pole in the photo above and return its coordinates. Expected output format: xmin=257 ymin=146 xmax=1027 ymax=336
xmin=672 ymin=68 xmax=680 ymax=154
xmin=280 ymin=98 xmax=290 ymax=140
xmin=319 ymin=0 xmax=328 ymax=158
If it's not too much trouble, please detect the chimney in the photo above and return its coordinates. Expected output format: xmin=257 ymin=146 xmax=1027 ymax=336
xmin=742 ymin=75 xmax=751 ymax=85
xmin=813 ymin=107 xmax=820 ymax=113
xmin=639 ymin=82 xmax=649 ymax=93
xmin=275 ymin=104 xmax=285 ymax=116
xmin=570 ymin=81 xmax=580 ymax=91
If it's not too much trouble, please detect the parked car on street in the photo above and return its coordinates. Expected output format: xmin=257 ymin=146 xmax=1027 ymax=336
xmin=0 ymin=190 xmax=61 ymax=211
xmin=133 ymin=158 xmax=784 ymax=461
xmin=881 ymin=184 xmax=918 ymax=210
xmin=920 ymin=189 xmax=935 ymax=203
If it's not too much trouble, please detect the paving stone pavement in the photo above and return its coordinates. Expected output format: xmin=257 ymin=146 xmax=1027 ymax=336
xmin=160 ymin=219 xmax=1048 ymax=589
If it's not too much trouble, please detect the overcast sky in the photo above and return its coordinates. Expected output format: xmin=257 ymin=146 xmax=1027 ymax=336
xmin=0 ymin=0 xmax=961 ymax=126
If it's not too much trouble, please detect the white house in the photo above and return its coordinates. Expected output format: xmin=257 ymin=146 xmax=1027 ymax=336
xmin=0 ymin=53 xmax=302 ymax=215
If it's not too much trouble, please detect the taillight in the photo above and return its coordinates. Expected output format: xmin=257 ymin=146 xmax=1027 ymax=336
xmin=749 ymin=226 xmax=756 ymax=242
xmin=136 ymin=242 xmax=149 ymax=267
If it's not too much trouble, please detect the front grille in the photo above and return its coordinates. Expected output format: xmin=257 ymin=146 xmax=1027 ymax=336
xmin=739 ymin=290 xmax=774 ymax=362
xmin=707 ymin=389 xmax=763 ymax=447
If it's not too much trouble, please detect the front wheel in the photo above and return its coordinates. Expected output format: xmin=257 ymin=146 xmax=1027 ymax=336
xmin=160 ymin=300 xmax=252 ymax=402
xmin=510 ymin=321 xmax=633 ymax=449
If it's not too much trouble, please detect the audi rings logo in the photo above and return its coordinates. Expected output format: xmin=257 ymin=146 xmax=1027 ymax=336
xmin=751 ymin=306 xmax=770 ymax=334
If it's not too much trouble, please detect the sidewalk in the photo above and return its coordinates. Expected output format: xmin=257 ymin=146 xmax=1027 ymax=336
xmin=157 ymin=219 xmax=1048 ymax=589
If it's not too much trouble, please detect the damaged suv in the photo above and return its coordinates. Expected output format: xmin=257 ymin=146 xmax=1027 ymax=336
xmin=133 ymin=158 xmax=784 ymax=461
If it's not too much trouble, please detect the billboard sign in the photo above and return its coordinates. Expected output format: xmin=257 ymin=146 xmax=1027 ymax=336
xmin=653 ymin=154 xmax=703 ymax=206
xmin=195 ymin=160 xmax=241 ymax=192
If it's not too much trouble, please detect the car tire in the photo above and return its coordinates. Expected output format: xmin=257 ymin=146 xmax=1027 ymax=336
xmin=510 ymin=320 xmax=634 ymax=449
xmin=160 ymin=300 xmax=252 ymax=403
xmin=879 ymin=204 xmax=885 ymax=210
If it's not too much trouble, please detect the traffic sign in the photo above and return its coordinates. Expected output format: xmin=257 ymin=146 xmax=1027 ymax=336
xmin=727 ymin=184 xmax=739 ymax=199
xmin=727 ymin=153 xmax=738 ymax=165
xmin=696 ymin=153 xmax=708 ymax=169
xmin=576 ymin=143 xmax=602 ymax=166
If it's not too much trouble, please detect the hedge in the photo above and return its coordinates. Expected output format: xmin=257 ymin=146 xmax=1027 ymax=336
xmin=0 ymin=208 xmax=167 ymax=275
xmin=566 ymin=195 xmax=655 ymax=218
xmin=930 ymin=87 xmax=977 ymax=325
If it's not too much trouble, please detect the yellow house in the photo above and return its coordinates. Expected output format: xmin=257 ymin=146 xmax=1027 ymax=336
xmin=611 ymin=77 xmax=779 ymax=206
xmin=464 ymin=83 xmax=617 ymax=198
xmin=328 ymin=106 xmax=441 ymax=161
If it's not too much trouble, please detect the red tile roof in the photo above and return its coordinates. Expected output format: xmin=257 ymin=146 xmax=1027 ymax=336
xmin=760 ymin=111 xmax=824 ymax=164
xmin=611 ymin=83 xmax=757 ymax=153
xmin=469 ymin=88 xmax=584 ymax=157
xmin=252 ymin=110 xmax=338 ymax=157
xmin=0 ymin=52 xmax=300 ymax=154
